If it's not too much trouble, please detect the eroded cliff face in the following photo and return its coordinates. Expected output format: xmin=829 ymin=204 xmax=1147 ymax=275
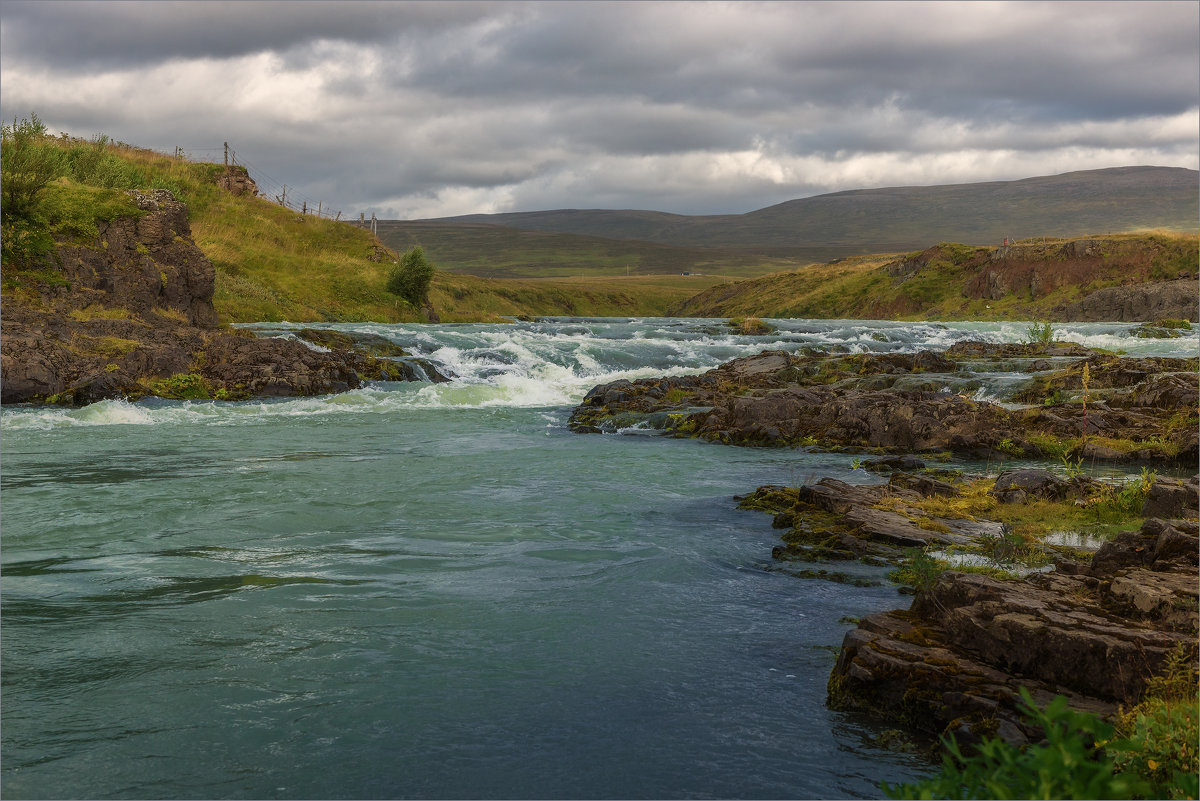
xmin=1 ymin=190 xmax=415 ymax=405
xmin=8 ymin=190 xmax=217 ymax=328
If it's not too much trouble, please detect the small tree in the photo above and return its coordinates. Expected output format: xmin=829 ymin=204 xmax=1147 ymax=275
xmin=387 ymin=246 xmax=436 ymax=307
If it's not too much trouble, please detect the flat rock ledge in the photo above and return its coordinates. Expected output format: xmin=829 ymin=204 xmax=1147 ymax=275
xmin=826 ymin=514 xmax=1198 ymax=750
xmin=740 ymin=468 xmax=1199 ymax=747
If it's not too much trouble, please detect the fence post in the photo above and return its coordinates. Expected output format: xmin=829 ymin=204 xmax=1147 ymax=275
xmin=224 ymin=142 xmax=228 ymax=166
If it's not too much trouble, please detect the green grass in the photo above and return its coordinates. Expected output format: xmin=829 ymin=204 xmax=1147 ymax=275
xmin=374 ymin=220 xmax=801 ymax=280
xmin=0 ymin=130 xmax=727 ymax=323
xmin=8 ymin=128 xmax=1196 ymax=325
xmin=670 ymin=233 xmax=1200 ymax=321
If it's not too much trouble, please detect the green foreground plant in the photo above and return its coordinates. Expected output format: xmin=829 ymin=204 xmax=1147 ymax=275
xmin=884 ymin=689 xmax=1146 ymax=800
xmin=1026 ymin=320 xmax=1054 ymax=345
xmin=884 ymin=654 xmax=1199 ymax=801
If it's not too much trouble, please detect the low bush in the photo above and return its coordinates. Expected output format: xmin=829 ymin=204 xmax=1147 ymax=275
xmin=883 ymin=689 xmax=1148 ymax=800
xmin=386 ymin=246 xmax=436 ymax=307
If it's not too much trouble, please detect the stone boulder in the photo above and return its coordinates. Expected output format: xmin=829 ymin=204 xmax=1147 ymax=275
xmin=989 ymin=469 xmax=1070 ymax=503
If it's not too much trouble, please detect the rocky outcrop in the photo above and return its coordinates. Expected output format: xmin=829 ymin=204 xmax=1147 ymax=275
xmin=35 ymin=190 xmax=219 ymax=328
xmin=739 ymin=465 xmax=1200 ymax=746
xmin=215 ymin=166 xmax=258 ymax=198
xmin=829 ymin=516 xmax=1198 ymax=747
xmin=570 ymin=345 xmax=1199 ymax=465
xmin=1 ymin=190 xmax=446 ymax=405
xmin=1059 ymin=278 xmax=1199 ymax=322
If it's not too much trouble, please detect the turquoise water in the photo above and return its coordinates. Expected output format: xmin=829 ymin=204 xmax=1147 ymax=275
xmin=3 ymin=318 xmax=1195 ymax=799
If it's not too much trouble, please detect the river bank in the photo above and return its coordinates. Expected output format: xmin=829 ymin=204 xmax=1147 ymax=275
xmin=568 ymin=336 xmax=1200 ymax=775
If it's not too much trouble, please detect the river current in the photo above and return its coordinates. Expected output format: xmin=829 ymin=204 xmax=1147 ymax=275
xmin=3 ymin=318 xmax=1196 ymax=799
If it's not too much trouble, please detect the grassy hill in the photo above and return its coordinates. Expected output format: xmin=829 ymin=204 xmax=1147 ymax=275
xmin=668 ymin=233 xmax=1200 ymax=321
xmin=7 ymin=125 xmax=1195 ymax=326
xmin=0 ymin=127 xmax=708 ymax=323
xmin=373 ymin=220 xmax=799 ymax=280
xmin=426 ymin=167 xmax=1199 ymax=260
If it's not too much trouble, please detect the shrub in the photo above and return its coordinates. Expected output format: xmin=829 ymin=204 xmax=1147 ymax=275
xmin=1026 ymin=320 xmax=1054 ymax=345
xmin=0 ymin=214 xmax=54 ymax=267
xmin=386 ymin=246 xmax=436 ymax=307
xmin=0 ymin=113 xmax=66 ymax=221
xmin=887 ymin=548 xmax=946 ymax=592
xmin=1113 ymin=647 xmax=1200 ymax=799
xmin=883 ymin=688 xmax=1149 ymax=800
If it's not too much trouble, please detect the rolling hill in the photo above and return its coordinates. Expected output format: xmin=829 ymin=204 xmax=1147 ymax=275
xmin=414 ymin=167 xmax=1199 ymax=263
xmin=373 ymin=220 xmax=800 ymax=279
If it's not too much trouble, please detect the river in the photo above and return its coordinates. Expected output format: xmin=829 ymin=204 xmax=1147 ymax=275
xmin=2 ymin=317 xmax=1195 ymax=799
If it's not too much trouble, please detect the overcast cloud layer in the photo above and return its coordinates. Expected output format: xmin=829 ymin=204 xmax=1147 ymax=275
xmin=2 ymin=0 xmax=1197 ymax=218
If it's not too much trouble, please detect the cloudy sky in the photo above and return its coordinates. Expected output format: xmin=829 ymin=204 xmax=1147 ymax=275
xmin=1 ymin=0 xmax=1197 ymax=219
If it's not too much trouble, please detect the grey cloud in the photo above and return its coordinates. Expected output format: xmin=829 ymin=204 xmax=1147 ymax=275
xmin=0 ymin=1 xmax=1195 ymax=218
xmin=0 ymin=0 xmax=500 ymax=70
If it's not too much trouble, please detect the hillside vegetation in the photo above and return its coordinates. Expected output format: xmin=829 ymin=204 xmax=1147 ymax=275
xmin=669 ymin=233 xmax=1200 ymax=321
xmin=432 ymin=166 xmax=1200 ymax=259
xmin=6 ymin=122 xmax=1196 ymax=326
xmin=374 ymin=220 xmax=798 ymax=279
xmin=0 ymin=124 xmax=708 ymax=322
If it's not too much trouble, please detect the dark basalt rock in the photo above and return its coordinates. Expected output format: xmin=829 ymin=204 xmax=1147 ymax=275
xmin=1142 ymin=476 xmax=1200 ymax=520
xmin=570 ymin=345 xmax=1198 ymax=465
xmin=295 ymin=328 xmax=410 ymax=358
xmin=862 ymin=455 xmax=927 ymax=473
xmin=744 ymin=464 xmax=1199 ymax=747
xmin=1059 ymin=278 xmax=1199 ymax=323
xmin=989 ymin=469 xmax=1071 ymax=503
xmin=829 ymin=518 xmax=1199 ymax=749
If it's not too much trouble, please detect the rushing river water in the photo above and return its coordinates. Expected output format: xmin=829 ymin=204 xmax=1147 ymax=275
xmin=3 ymin=318 xmax=1196 ymax=800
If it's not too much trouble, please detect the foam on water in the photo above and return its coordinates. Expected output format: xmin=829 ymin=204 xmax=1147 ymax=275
xmin=6 ymin=317 xmax=1194 ymax=430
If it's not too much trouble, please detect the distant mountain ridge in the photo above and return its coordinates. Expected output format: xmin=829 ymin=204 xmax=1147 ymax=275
xmin=420 ymin=167 xmax=1199 ymax=259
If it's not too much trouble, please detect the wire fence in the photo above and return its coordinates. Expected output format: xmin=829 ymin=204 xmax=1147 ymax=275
xmin=166 ymin=141 xmax=374 ymax=228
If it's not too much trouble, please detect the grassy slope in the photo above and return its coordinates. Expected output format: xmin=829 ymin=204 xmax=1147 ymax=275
xmin=669 ymin=233 xmax=1200 ymax=320
xmin=200 ymin=200 xmax=726 ymax=322
xmin=0 ymin=138 xmax=709 ymax=323
xmin=374 ymin=220 xmax=800 ymax=280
